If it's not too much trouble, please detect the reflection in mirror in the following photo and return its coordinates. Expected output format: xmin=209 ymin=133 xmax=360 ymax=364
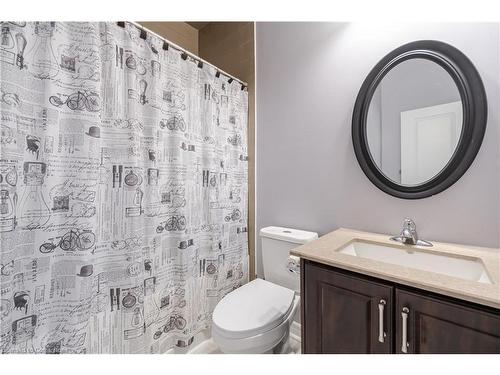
xmin=366 ymin=58 xmax=463 ymax=186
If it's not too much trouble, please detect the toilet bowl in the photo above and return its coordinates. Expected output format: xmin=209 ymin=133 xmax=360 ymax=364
xmin=212 ymin=278 xmax=300 ymax=354
xmin=211 ymin=226 xmax=318 ymax=354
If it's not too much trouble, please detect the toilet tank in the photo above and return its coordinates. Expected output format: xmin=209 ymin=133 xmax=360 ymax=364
xmin=260 ymin=226 xmax=318 ymax=292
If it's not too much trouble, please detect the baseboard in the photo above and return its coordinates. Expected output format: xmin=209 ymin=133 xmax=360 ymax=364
xmin=290 ymin=321 xmax=301 ymax=342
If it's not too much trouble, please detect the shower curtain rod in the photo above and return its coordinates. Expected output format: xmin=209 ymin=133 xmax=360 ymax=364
xmin=127 ymin=21 xmax=248 ymax=87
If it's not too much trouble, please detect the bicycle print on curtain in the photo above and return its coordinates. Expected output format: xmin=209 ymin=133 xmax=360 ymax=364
xmin=0 ymin=22 xmax=249 ymax=353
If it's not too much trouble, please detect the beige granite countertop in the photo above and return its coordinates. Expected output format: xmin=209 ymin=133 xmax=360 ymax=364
xmin=291 ymin=228 xmax=500 ymax=310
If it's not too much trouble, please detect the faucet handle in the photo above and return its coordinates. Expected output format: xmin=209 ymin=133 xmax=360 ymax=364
xmin=391 ymin=218 xmax=432 ymax=247
xmin=403 ymin=218 xmax=416 ymax=231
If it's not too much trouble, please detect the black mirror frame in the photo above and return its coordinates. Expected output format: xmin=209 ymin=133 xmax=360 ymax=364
xmin=352 ymin=40 xmax=487 ymax=199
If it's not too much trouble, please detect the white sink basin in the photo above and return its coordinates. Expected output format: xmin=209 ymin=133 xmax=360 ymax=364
xmin=338 ymin=241 xmax=492 ymax=284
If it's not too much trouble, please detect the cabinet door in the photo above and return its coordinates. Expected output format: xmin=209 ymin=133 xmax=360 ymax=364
xmin=303 ymin=261 xmax=393 ymax=353
xmin=396 ymin=289 xmax=500 ymax=354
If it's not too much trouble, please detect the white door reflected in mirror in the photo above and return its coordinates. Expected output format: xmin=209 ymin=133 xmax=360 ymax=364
xmin=400 ymin=101 xmax=462 ymax=185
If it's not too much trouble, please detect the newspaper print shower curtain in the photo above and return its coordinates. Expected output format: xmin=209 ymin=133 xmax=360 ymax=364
xmin=0 ymin=22 xmax=248 ymax=354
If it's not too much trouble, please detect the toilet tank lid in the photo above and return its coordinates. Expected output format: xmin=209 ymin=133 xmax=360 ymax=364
xmin=260 ymin=226 xmax=318 ymax=244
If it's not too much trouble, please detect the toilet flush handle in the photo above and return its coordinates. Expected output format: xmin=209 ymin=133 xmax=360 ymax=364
xmin=286 ymin=255 xmax=300 ymax=274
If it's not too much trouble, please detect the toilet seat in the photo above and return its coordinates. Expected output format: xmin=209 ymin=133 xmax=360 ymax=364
xmin=212 ymin=278 xmax=295 ymax=339
xmin=211 ymin=278 xmax=299 ymax=353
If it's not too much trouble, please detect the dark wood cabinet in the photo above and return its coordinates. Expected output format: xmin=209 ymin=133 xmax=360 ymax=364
xmin=396 ymin=289 xmax=500 ymax=354
xmin=302 ymin=261 xmax=393 ymax=353
xmin=302 ymin=260 xmax=500 ymax=354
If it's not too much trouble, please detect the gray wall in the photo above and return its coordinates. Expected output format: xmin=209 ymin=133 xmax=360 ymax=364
xmin=256 ymin=22 xmax=500 ymax=277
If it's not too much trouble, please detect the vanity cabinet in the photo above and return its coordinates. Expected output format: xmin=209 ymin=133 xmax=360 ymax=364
xmin=302 ymin=260 xmax=500 ymax=354
xmin=396 ymin=290 xmax=500 ymax=354
xmin=302 ymin=261 xmax=393 ymax=353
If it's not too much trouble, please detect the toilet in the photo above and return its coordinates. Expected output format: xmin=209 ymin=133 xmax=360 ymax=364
xmin=211 ymin=226 xmax=318 ymax=353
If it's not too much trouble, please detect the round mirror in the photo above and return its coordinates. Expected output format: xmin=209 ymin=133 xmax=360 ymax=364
xmin=352 ymin=41 xmax=487 ymax=199
xmin=366 ymin=58 xmax=463 ymax=186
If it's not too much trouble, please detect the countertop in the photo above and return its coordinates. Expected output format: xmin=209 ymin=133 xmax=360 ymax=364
xmin=291 ymin=228 xmax=500 ymax=310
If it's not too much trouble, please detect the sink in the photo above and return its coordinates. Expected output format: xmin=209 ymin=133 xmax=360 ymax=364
xmin=338 ymin=241 xmax=492 ymax=284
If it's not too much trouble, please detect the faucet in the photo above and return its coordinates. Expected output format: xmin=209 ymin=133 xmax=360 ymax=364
xmin=390 ymin=218 xmax=432 ymax=247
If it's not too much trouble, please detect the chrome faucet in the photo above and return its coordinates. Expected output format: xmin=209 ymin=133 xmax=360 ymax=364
xmin=390 ymin=218 xmax=432 ymax=247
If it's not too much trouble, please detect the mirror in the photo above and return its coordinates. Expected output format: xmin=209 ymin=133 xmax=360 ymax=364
xmin=366 ymin=58 xmax=462 ymax=186
xmin=352 ymin=40 xmax=487 ymax=199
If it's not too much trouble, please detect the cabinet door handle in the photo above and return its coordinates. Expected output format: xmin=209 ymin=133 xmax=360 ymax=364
xmin=378 ymin=299 xmax=386 ymax=343
xmin=401 ymin=307 xmax=409 ymax=353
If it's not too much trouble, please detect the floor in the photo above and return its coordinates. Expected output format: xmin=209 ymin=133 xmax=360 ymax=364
xmin=166 ymin=320 xmax=302 ymax=354
xmin=188 ymin=331 xmax=301 ymax=354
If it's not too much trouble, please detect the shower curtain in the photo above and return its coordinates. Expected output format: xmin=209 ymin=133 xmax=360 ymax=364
xmin=0 ymin=22 xmax=248 ymax=354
